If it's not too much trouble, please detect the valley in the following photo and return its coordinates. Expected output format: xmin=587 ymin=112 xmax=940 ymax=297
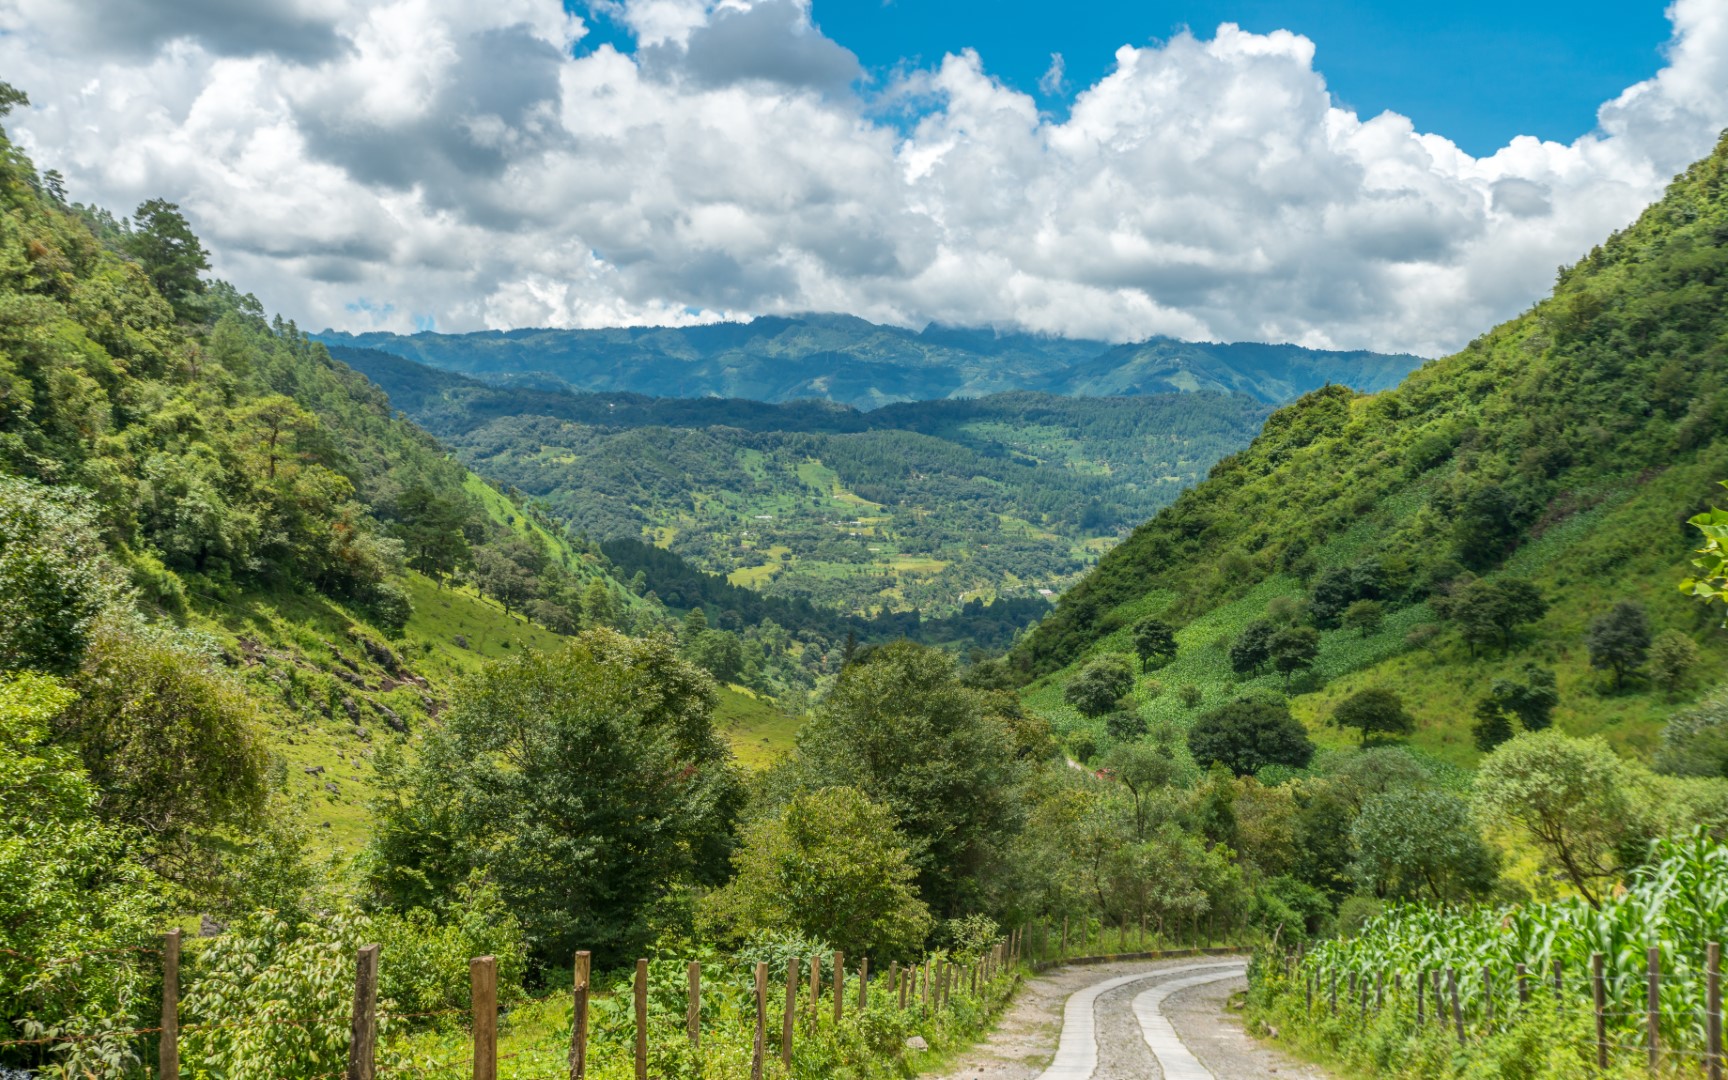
xmin=7 ymin=37 xmax=1728 ymax=1080
xmin=333 ymin=345 xmax=1410 ymax=625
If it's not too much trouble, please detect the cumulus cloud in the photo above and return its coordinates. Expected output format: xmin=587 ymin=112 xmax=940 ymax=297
xmin=0 ymin=0 xmax=1724 ymax=354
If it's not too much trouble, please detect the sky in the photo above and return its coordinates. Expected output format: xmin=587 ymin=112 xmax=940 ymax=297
xmin=577 ymin=1 xmax=1675 ymax=156
xmin=0 ymin=0 xmax=1721 ymax=357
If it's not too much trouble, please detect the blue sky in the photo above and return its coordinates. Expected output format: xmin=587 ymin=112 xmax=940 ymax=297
xmin=577 ymin=0 xmax=1674 ymax=156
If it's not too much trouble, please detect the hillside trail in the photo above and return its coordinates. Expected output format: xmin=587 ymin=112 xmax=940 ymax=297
xmin=925 ymin=956 xmax=1332 ymax=1080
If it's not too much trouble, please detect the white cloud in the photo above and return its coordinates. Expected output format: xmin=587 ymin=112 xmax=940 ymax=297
xmin=1038 ymin=52 xmax=1065 ymax=96
xmin=1 ymin=0 xmax=1724 ymax=354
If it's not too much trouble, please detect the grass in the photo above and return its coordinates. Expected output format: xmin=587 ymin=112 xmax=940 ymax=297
xmin=1023 ymin=458 xmax=1728 ymax=772
xmin=714 ymin=685 xmax=802 ymax=769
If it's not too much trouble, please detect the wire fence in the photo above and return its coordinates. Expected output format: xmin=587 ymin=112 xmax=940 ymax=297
xmin=4 ymin=928 xmax=1036 ymax=1080
xmin=1283 ymin=940 xmax=1726 ymax=1078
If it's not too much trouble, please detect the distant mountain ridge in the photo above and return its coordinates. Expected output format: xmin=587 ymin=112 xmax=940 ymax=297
xmin=315 ymin=314 xmax=1424 ymax=409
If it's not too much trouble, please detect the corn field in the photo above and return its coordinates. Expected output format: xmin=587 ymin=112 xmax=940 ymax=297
xmin=1268 ymin=832 xmax=1728 ymax=1074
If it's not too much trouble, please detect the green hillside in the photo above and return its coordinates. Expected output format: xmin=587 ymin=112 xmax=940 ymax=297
xmin=1014 ymin=131 xmax=1728 ymax=769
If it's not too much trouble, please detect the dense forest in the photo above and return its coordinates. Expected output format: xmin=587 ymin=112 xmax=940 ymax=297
xmin=319 ymin=317 xmax=1421 ymax=410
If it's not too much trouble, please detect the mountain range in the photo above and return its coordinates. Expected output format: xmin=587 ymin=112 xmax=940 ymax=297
xmin=315 ymin=315 xmax=1424 ymax=410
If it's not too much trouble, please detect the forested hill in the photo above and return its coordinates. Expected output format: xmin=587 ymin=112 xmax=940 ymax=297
xmin=329 ymin=344 xmax=1276 ymax=619
xmin=0 ymin=106 xmax=654 ymax=843
xmin=316 ymin=316 xmax=1422 ymax=409
xmin=1012 ymin=131 xmax=1728 ymax=767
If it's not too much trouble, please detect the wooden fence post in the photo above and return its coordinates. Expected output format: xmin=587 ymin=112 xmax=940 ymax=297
xmin=470 ymin=954 xmax=496 ymax=1080
xmin=1516 ymin=963 xmax=1529 ymax=1007
xmin=751 ymin=962 xmax=767 ymax=1080
xmin=1554 ymin=957 xmax=1564 ymax=1004
xmin=1375 ymin=971 xmax=1384 ymax=1013
xmin=570 ymin=951 xmax=591 ymax=1080
xmin=1415 ymin=969 xmax=1425 ymax=1027
xmin=688 ymin=960 xmax=701 ymax=1049
xmin=1592 ymin=952 xmax=1607 ymax=1071
xmin=782 ymin=957 xmax=797 ymax=1067
xmin=349 ymin=943 xmax=380 ymax=1080
xmin=160 ymin=929 xmax=180 ymax=1080
xmin=897 ymin=963 xmax=908 ymax=1009
xmin=1447 ymin=968 xmax=1464 ymax=1045
xmin=1707 ymin=941 xmax=1722 ymax=1080
xmin=922 ymin=960 xmax=932 ymax=1009
xmin=634 ymin=959 xmax=648 ymax=1080
xmin=1328 ymin=971 xmax=1337 ymax=1014
xmin=809 ymin=954 xmax=820 ymax=1017
xmin=859 ymin=956 xmax=869 ymax=1011
xmin=1647 ymin=946 xmax=1661 ymax=1071
xmin=1431 ymin=970 xmax=1445 ymax=1029
xmin=833 ymin=950 xmax=845 ymax=1024
xmin=1306 ymin=972 xmax=1314 ymax=1016
xmin=1482 ymin=967 xmax=1493 ymax=1029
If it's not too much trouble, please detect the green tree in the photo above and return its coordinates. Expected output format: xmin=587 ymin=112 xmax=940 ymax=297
xmin=0 ymin=672 xmax=167 ymax=1067
xmin=1586 ymin=600 xmax=1652 ymax=689
xmin=1102 ymin=739 xmax=1178 ymax=840
xmin=1329 ymin=687 xmax=1415 ymax=747
xmin=1187 ymin=696 xmax=1314 ymax=776
xmin=472 ymin=547 xmax=536 ymax=615
xmin=1472 ymin=663 xmax=1560 ymax=752
xmin=1228 ymin=619 xmax=1275 ymax=675
xmin=1130 ymin=616 xmax=1177 ymax=671
xmin=1471 ymin=701 xmax=1516 ymax=752
xmin=62 ymin=623 xmax=269 ymax=856
xmin=700 ymin=787 xmax=932 ymax=959
xmin=1342 ymin=598 xmax=1385 ymax=637
xmin=1350 ymin=789 xmax=1497 ymax=903
xmin=0 ymin=476 xmax=125 ymax=675
xmin=1453 ymin=483 xmax=1522 ymax=569
xmin=1063 ymin=653 xmax=1135 ymax=718
xmin=1268 ymin=625 xmax=1320 ymax=689
xmin=582 ymin=578 xmax=620 ymax=628
xmin=394 ymin=482 xmax=474 ymax=583
xmin=1471 ymin=731 xmax=1634 ymax=908
xmin=1104 ymin=708 xmax=1147 ymax=742
xmin=1437 ymin=577 xmax=1547 ymax=656
xmin=124 ymin=199 xmax=210 ymax=321
xmin=1648 ymin=629 xmax=1701 ymax=696
xmin=368 ymin=630 xmax=742 ymax=966
xmin=790 ymin=641 xmax=1021 ymax=918
xmin=687 ymin=628 xmax=744 ymax=684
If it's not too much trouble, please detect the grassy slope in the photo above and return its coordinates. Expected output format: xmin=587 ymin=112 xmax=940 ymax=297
xmin=1018 ymin=135 xmax=1728 ymax=769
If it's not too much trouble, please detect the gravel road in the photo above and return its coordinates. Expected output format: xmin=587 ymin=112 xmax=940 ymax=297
xmin=925 ymin=956 xmax=1331 ymax=1080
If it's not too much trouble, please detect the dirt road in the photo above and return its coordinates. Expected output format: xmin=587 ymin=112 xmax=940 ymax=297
xmin=926 ymin=956 xmax=1329 ymax=1080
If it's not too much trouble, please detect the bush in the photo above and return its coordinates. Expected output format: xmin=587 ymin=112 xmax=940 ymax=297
xmin=1063 ymin=653 xmax=1135 ymax=717
xmin=0 ymin=476 xmax=126 ymax=675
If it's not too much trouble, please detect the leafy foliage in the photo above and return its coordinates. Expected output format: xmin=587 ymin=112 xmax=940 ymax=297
xmin=700 ymin=786 xmax=932 ymax=959
xmin=1329 ymin=687 xmax=1415 ymax=747
xmin=368 ymin=630 xmax=743 ymax=969
xmin=1063 ymin=653 xmax=1135 ymax=718
xmin=1187 ymin=697 xmax=1315 ymax=776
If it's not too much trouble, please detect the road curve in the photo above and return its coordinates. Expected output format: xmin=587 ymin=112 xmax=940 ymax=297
xmin=923 ymin=955 xmax=1330 ymax=1080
